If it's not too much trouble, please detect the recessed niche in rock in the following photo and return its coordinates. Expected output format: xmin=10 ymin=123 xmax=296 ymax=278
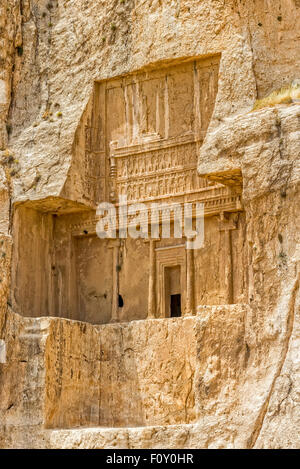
xmin=11 ymin=56 xmax=246 ymax=324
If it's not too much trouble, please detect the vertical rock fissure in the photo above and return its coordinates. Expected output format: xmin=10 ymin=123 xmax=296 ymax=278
xmin=248 ymin=272 xmax=299 ymax=448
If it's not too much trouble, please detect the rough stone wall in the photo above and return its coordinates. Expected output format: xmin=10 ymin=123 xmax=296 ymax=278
xmin=0 ymin=0 xmax=299 ymax=449
xmin=0 ymin=312 xmax=49 ymax=448
xmin=0 ymin=309 xmax=246 ymax=448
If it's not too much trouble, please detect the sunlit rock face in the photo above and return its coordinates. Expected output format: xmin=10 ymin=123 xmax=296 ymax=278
xmin=0 ymin=0 xmax=299 ymax=449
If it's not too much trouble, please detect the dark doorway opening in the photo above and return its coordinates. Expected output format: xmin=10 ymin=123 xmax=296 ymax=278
xmin=170 ymin=294 xmax=181 ymax=317
xmin=118 ymin=294 xmax=124 ymax=307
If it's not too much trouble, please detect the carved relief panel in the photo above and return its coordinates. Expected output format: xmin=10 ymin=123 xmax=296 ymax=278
xmin=87 ymin=56 xmax=221 ymax=204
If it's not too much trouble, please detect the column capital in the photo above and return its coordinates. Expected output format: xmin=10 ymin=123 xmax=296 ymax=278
xmin=218 ymin=212 xmax=238 ymax=232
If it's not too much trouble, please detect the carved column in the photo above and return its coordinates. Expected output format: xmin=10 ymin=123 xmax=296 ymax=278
xmin=110 ymin=240 xmax=120 ymax=323
xmin=109 ymin=142 xmax=117 ymax=203
xmin=185 ymin=238 xmax=195 ymax=316
xmin=147 ymin=239 xmax=156 ymax=318
xmin=219 ymin=213 xmax=238 ymax=304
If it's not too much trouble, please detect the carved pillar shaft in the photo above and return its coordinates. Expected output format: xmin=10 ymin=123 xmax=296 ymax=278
xmin=185 ymin=243 xmax=195 ymax=316
xmin=111 ymin=242 xmax=120 ymax=323
xmin=219 ymin=212 xmax=237 ymax=305
xmin=148 ymin=239 xmax=156 ymax=318
xmin=68 ymin=234 xmax=78 ymax=320
xmin=224 ymin=228 xmax=233 ymax=304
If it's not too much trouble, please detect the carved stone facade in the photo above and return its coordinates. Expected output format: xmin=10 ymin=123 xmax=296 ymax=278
xmin=87 ymin=57 xmax=220 ymax=202
xmin=10 ymin=57 xmax=246 ymax=325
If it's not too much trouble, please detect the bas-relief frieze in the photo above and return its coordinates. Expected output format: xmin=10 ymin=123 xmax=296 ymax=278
xmin=85 ymin=56 xmax=238 ymax=209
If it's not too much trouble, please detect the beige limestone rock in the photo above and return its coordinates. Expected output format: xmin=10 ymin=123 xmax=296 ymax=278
xmin=0 ymin=0 xmax=300 ymax=450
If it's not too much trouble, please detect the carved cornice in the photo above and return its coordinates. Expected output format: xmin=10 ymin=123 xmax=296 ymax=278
xmin=110 ymin=132 xmax=204 ymax=158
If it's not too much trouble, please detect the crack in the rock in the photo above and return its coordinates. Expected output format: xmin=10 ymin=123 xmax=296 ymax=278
xmin=247 ymin=272 xmax=299 ymax=448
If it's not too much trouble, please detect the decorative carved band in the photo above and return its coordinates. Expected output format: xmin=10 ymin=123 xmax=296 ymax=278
xmin=110 ymin=138 xmax=212 ymax=202
xmin=70 ymin=193 xmax=243 ymax=237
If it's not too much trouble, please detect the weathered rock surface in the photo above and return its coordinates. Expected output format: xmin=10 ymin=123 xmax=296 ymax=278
xmin=0 ymin=0 xmax=300 ymax=449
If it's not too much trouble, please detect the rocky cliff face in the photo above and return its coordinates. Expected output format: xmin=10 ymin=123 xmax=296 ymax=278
xmin=1 ymin=0 xmax=299 ymax=206
xmin=0 ymin=0 xmax=299 ymax=449
xmin=198 ymin=104 xmax=300 ymax=448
